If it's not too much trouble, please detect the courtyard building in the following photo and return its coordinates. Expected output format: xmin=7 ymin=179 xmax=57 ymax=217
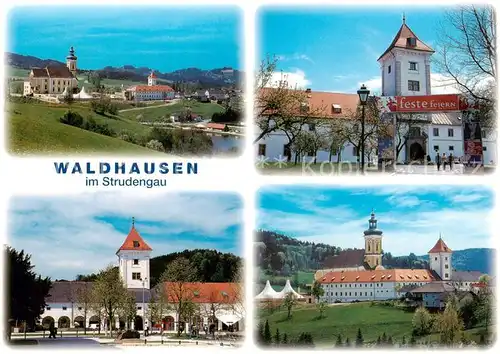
xmin=39 ymin=221 xmax=244 ymax=333
xmin=315 ymin=211 xmax=487 ymax=305
xmin=125 ymin=71 xmax=175 ymax=101
xmin=255 ymin=18 xmax=497 ymax=166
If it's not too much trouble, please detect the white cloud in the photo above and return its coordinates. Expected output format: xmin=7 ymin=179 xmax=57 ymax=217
xmin=9 ymin=193 xmax=242 ymax=279
xmin=266 ymin=69 xmax=311 ymax=89
xmin=277 ymin=53 xmax=314 ymax=64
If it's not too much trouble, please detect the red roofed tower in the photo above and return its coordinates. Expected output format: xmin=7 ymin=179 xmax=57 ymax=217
xmin=428 ymin=234 xmax=452 ymax=281
xmin=117 ymin=217 xmax=152 ymax=289
xmin=148 ymin=71 xmax=157 ymax=86
xmin=378 ymin=14 xmax=435 ymax=96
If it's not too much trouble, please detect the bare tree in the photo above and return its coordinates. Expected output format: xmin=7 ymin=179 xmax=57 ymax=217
xmin=254 ymin=55 xmax=327 ymax=160
xmin=75 ymin=282 xmax=93 ymax=334
xmin=435 ymin=5 xmax=496 ymax=125
xmin=329 ymin=99 xmax=390 ymax=167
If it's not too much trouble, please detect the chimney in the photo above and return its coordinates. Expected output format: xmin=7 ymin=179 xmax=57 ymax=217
xmin=305 ymin=88 xmax=312 ymax=93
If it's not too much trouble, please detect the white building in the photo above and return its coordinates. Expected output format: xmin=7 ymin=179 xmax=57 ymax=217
xmin=316 ymin=213 xmax=486 ymax=305
xmin=255 ymin=18 xmax=497 ymax=166
xmin=23 ymin=47 xmax=79 ymax=96
xmin=39 ymin=221 xmax=244 ymax=333
xmin=126 ymin=71 xmax=175 ymax=101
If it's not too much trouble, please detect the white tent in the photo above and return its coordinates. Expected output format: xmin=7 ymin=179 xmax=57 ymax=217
xmin=255 ymin=280 xmax=279 ymax=300
xmin=74 ymin=86 xmax=93 ymax=100
xmin=277 ymin=279 xmax=304 ymax=299
xmin=58 ymin=87 xmax=70 ymax=98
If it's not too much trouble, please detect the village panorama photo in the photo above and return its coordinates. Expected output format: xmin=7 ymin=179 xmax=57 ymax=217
xmin=5 ymin=192 xmax=245 ymax=348
xmin=254 ymin=5 xmax=496 ymax=176
xmin=5 ymin=6 xmax=245 ymax=157
xmin=255 ymin=185 xmax=495 ymax=348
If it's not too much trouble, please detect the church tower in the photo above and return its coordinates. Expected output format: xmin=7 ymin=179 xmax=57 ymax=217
xmin=148 ymin=71 xmax=157 ymax=86
xmin=363 ymin=210 xmax=383 ymax=269
xmin=428 ymin=235 xmax=452 ymax=281
xmin=66 ymin=46 xmax=78 ymax=77
xmin=378 ymin=15 xmax=434 ymax=96
xmin=116 ymin=218 xmax=152 ymax=289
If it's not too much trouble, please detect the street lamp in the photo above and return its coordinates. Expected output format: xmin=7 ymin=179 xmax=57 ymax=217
xmin=141 ymin=277 xmax=148 ymax=338
xmin=357 ymin=84 xmax=370 ymax=174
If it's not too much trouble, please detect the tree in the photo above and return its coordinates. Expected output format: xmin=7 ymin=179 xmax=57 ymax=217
xmin=316 ymin=301 xmax=327 ymax=319
xmin=335 ymin=333 xmax=343 ymax=347
xmin=90 ymin=265 xmax=129 ymax=336
xmin=436 ymin=5 xmax=496 ymax=128
xmin=311 ymin=281 xmax=324 ymax=302
xmin=387 ymin=336 xmax=393 ymax=346
xmin=434 ymin=299 xmax=464 ymax=346
xmin=274 ymin=328 xmax=281 ymax=345
xmin=409 ymin=333 xmax=417 ymax=347
xmin=282 ymin=333 xmax=288 ymax=345
xmin=376 ymin=335 xmax=381 ymax=345
xmin=6 ymin=247 xmax=51 ymax=335
xmin=256 ymin=321 xmax=264 ymax=344
xmin=355 ymin=328 xmax=364 ymax=347
xmin=475 ymin=287 xmax=493 ymax=333
xmin=329 ymin=98 xmax=390 ymax=169
xmin=254 ymin=55 xmax=328 ymax=160
xmin=88 ymin=71 xmax=101 ymax=91
xmin=160 ymin=257 xmax=198 ymax=337
xmin=146 ymin=139 xmax=165 ymax=152
xmin=345 ymin=337 xmax=350 ymax=347
xmin=412 ymin=306 xmax=433 ymax=336
xmin=75 ymin=282 xmax=93 ymax=334
xmin=118 ymin=293 xmax=138 ymax=330
xmin=283 ymin=292 xmax=297 ymax=320
xmin=381 ymin=332 xmax=387 ymax=343
xmin=263 ymin=320 xmax=272 ymax=345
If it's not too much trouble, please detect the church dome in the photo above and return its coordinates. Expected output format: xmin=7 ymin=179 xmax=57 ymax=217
xmin=364 ymin=210 xmax=383 ymax=236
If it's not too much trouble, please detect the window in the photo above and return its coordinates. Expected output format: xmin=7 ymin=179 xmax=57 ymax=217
xmin=308 ymin=123 xmax=316 ymax=131
xmin=62 ymin=306 xmax=67 ymax=310
xmin=307 ymin=150 xmax=314 ymax=157
xmin=407 ymin=37 xmax=417 ymax=47
xmin=300 ymin=102 xmax=309 ymax=113
xmin=408 ymin=80 xmax=420 ymax=91
xmin=449 ymin=146 xmax=454 ymax=151
xmin=433 ymin=128 xmax=439 ymax=137
xmin=46 ymin=307 xmax=51 ymax=310
xmin=132 ymin=272 xmax=141 ymax=280
xmin=137 ymin=306 xmax=142 ymax=310
xmin=448 ymin=128 xmax=454 ymax=137
xmin=483 ymin=146 xmax=487 ymax=151
xmin=335 ymin=292 xmax=337 ymax=296
xmin=445 ymin=257 xmax=448 ymax=260
xmin=388 ymin=65 xmax=391 ymax=74
xmin=133 ymin=259 xmax=139 ymax=265
xmin=435 ymin=257 xmax=438 ymax=261
xmin=332 ymin=104 xmax=342 ymax=114
xmin=482 ymin=130 xmax=487 ymax=138
xmin=409 ymin=62 xmax=418 ymax=71
xmin=133 ymin=241 xmax=140 ymax=248
xmin=78 ymin=307 xmax=83 ymax=311
xmin=355 ymin=292 xmax=357 ymax=296
xmin=352 ymin=147 xmax=358 ymax=156
xmin=258 ymin=144 xmax=266 ymax=156
xmin=349 ymin=292 xmax=351 ymax=296
xmin=445 ymin=273 xmax=449 ymax=278
xmin=433 ymin=145 xmax=439 ymax=151
xmin=445 ymin=264 xmax=449 ymax=269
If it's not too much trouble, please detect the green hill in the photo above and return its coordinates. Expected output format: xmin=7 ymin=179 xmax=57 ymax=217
xmin=6 ymin=100 xmax=156 ymax=155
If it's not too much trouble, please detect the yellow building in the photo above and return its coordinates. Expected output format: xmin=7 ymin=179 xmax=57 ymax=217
xmin=363 ymin=210 xmax=383 ymax=269
xmin=23 ymin=47 xmax=78 ymax=96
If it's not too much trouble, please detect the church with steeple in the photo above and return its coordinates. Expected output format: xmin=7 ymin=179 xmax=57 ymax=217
xmin=315 ymin=210 xmax=486 ymax=306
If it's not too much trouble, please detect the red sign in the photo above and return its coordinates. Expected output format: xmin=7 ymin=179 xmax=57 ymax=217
xmin=378 ymin=94 xmax=470 ymax=113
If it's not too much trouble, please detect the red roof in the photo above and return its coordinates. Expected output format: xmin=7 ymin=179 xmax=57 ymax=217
xmin=428 ymin=238 xmax=452 ymax=253
xmin=207 ymin=123 xmax=226 ymax=130
xmin=116 ymin=226 xmax=152 ymax=253
xmin=149 ymin=72 xmax=157 ymax=79
xmin=257 ymin=88 xmax=360 ymax=120
xmin=163 ymin=282 xmax=242 ymax=304
xmin=318 ymin=269 xmax=435 ymax=284
xmin=378 ymin=22 xmax=434 ymax=60
xmin=134 ymin=85 xmax=173 ymax=93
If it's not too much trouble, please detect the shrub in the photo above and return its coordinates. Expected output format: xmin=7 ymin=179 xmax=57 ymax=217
xmin=412 ymin=306 xmax=433 ymax=336
xmin=60 ymin=111 xmax=84 ymax=127
xmin=146 ymin=139 xmax=165 ymax=152
xmin=118 ymin=330 xmax=140 ymax=340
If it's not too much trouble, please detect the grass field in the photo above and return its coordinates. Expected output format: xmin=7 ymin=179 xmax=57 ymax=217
xmin=257 ymin=302 xmax=491 ymax=346
xmin=6 ymin=101 xmax=157 ymax=155
xmin=120 ymin=101 xmax=225 ymax=121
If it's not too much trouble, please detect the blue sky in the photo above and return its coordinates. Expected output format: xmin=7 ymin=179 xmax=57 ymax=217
xmin=257 ymin=186 xmax=494 ymax=256
xmin=9 ymin=192 xmax=243 ymax=280
xmin=258 ymin=6 xmax=460 ymax=93
xmin=7 ymin=6 xmax=242 ymax=72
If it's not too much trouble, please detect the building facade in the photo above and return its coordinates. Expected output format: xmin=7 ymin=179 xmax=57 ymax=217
xmin=125 ymin=72 xmax=175 ymax=101
xmin=23 ymin=47 xmax=79 ymax=96
xmin=316 ymin=212 xmax=486 ymax=305
xmin=39 ymin=222 xmax=244 ymax=333
xmin=254 ymin=18 xmax=497 ymax=166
